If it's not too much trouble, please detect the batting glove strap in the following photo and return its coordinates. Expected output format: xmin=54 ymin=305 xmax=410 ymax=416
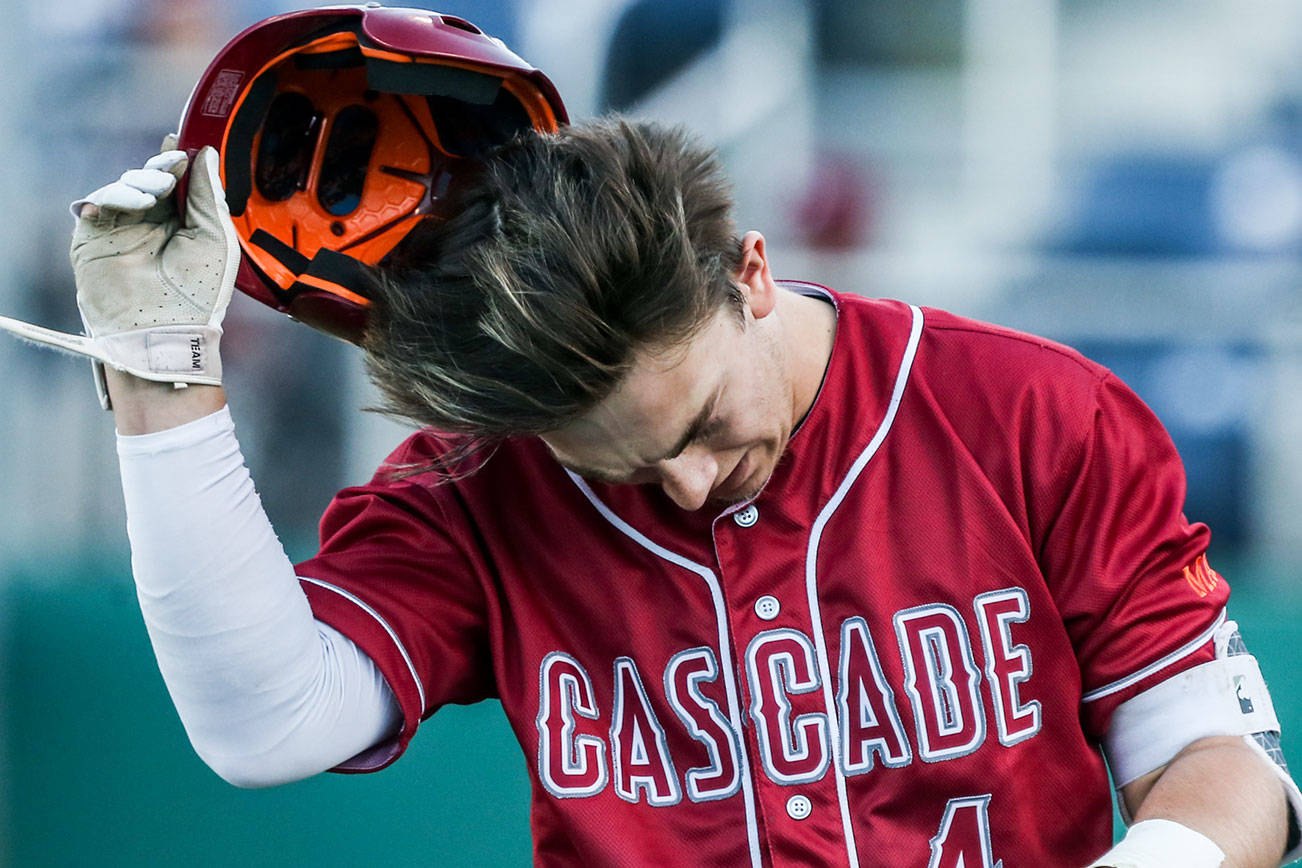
xmin=0 ymin=318 xmax=223 ymax=383
xmin=1085 ymin=819 xmax=1225 ymax=868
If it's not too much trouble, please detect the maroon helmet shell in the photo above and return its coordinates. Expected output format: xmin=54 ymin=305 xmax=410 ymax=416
xmin=176 ymin=5 xmax=567 ymax=342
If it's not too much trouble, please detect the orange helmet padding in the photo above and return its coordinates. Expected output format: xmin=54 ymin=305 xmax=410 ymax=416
xmin=228 ymin=33 xmax=446 ymax=286
xmin=177 ymin=7 xmax=567 ymax=342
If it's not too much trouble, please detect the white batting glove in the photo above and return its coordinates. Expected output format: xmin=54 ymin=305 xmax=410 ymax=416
xmin=0 ymin=145 xmax=239 ymax=408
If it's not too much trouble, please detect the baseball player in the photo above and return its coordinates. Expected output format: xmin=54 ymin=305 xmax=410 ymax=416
xmin=1 ymin=7 xmax=1298 ymax=867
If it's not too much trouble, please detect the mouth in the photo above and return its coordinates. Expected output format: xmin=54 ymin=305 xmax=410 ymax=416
xmin=712 ymin=451 xmax=752 ymax=500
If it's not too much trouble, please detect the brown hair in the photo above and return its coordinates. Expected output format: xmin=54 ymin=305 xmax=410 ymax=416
xmin=362 ymin=116 xmax=743 ymax=470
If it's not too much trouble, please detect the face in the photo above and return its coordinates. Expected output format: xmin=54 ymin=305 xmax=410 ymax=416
xmin=540 ymin=300 xmax=798 ymax=511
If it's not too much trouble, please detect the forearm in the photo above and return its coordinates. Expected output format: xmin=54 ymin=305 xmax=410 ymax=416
xmin=1120 ymin=736 xmax=1289 ymax=867
xmin=106 ymin=367 xmax=227 ymax=434
xmin=117 ymin=402 xmax=400 ymax=786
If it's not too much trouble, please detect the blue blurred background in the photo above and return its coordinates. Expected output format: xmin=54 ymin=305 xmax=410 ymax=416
xmin=2 ymin=0 xmax=1301 ymax=864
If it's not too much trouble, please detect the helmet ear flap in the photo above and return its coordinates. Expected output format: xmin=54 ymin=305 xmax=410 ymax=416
xmin=175 ymin=6 xmax=567 ymax=343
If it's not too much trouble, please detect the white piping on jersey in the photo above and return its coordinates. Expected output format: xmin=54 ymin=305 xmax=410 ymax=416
xmin=298 ymin=576 xmax=428 ymax=713
xmin=1080 ymin=608 xmax=1227 ymax=704
xmin=804 ymin=303 xmax=925 ymax=868
xmin=564 ymin=473 xmax=764 ymax=868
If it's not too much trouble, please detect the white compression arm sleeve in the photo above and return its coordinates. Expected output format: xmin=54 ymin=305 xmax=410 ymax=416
xmin=116 ymin=405 xmax=401 ymax=787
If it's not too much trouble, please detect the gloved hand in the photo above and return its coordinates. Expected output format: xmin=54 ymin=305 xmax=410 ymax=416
xmin=0 ymin=144 xmax=239 ymax=408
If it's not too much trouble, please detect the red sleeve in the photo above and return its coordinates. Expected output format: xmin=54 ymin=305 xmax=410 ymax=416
xmin=1038 ymin=372 xmax=1229 ymax=739
xmin=294 ymin=436 xmax=495 ymax=772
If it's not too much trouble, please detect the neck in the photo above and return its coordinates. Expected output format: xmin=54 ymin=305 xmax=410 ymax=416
xmin=778 ymin=286 xmax=838 ymax=427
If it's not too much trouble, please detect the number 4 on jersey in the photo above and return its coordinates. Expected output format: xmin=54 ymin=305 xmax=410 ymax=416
xmin=929 ymin=795 xmax=1003 ymax=868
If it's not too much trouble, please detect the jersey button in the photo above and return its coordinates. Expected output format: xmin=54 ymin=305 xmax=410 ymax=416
xmin=754 ymin=595 xmax=780 ymax=620
xmin=733 ymin=504 xmax=759 ymax=527
xmin=786 ymin=794 xmax=812 ymax=820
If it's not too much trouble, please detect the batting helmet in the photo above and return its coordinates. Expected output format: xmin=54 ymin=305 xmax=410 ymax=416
xmin=176 ymin=4 xmax=567 ymax=342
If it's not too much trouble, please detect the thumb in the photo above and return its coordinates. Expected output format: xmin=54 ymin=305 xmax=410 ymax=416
xmin=183 ymin=147 xmax=233 ymax=235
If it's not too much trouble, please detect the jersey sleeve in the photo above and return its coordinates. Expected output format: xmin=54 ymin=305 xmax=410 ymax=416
xmin=1036 ymin=372 xmax=1229 ymax=740
xmin=294 ymin=436 xmax=496 ymax=772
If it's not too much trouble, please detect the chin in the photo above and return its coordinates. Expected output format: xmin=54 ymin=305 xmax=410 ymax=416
xmin=720 ymin=488 xmax=763 ymax=507
xmin=710 ymin=450 xmax=771 ymax=505
xmin=712 ymin=488 xmax=753 ymax=507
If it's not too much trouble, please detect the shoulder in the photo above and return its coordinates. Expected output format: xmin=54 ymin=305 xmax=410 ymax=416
xmin=376 ymin=426 xmax=551 ymax=480
xmin=836 ymin=300 xmax=1123 ymax=490
xmin=900 ymin=306 xmax=1111 ymax=433
xmin=917 ymin=307 xmax=1107 ymax=389
xmin=363 ymin=430 xmax=564 ymax=515
xmin=814 ymin=287 xmax=1102 ymax=382
xmin=818 ymin=290 xmax=1111 ymax=421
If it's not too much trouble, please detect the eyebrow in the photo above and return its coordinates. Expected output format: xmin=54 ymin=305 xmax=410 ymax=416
xmin=559 ymin=391 xmax=720 ymax=483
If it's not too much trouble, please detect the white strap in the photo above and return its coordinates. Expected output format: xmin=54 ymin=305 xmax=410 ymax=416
xmin=1086 ymin=819 xmax=1224 ymax=868
xmin=1105 ymin=654 xmax=1280 ymax=786
xmin=0 ymin=315 xmax=222 ymax=385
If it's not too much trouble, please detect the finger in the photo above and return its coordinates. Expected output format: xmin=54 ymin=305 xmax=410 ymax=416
xmin=120 ymin=167 xmax=178 ymax=199
xmin=178 ymin=146 xmax=241 ymax=322
xmin=142 ymin=149 xmax=188 ymax=180
xmin=182 ymin=147 xmax=232 ymax=234
xmin=68 ymin=153 xmax=190 ymax=221
xmin=75 ymin=181 xmax=156 ymax=219
xmin=160 ymin=132 xmax=179 ymax=152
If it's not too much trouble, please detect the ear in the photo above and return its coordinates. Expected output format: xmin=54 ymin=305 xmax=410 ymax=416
xmin=735 ymin=231 xmax=777 ymax=319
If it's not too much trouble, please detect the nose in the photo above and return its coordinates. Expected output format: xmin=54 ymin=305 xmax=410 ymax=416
xmin=657 ymin=450 xmax=718 ymax=510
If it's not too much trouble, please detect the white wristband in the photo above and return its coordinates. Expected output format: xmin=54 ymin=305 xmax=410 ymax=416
xmin=1086 ymin=819 xmax=1225 ymax=868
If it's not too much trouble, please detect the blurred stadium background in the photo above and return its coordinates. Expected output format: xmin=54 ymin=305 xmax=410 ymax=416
xmin=1 ymin=0 xmax=1301 ymax=864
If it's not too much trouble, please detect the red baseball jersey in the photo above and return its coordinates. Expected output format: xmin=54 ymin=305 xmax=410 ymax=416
xmin=296 ymin=284 xmax=1229 ymax=867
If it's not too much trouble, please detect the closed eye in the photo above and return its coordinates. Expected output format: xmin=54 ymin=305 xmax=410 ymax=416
xmin=656 ymin=416 xmax=729 ymax=465
xmin=663 ymin=416 xmax=725 ymax=461
xmin=561 ymin=421 xmax=721 ymax=484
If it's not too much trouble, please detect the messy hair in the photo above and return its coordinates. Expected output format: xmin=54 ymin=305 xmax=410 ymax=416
xmin=362 ymin=117 xmax=744 ymax=470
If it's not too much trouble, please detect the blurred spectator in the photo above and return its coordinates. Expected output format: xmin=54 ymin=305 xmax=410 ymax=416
xmin=795 ymin=150 xmax=877 ymax=250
